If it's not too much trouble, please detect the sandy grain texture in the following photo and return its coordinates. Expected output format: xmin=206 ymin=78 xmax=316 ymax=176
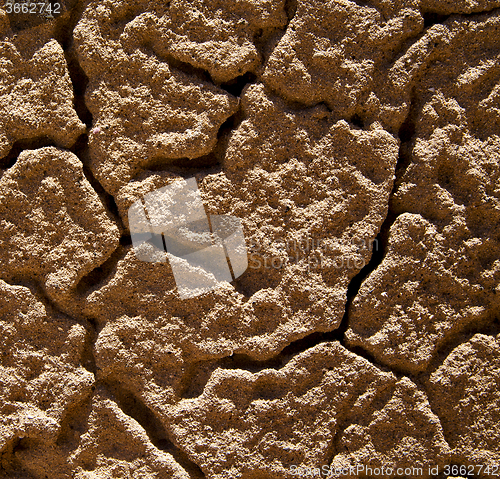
xmin=0 ymin=0 xmax=499 ymax=477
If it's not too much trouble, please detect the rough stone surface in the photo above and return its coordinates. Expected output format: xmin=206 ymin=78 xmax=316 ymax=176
xmin=346 ymin=212 xmax=500 ymax=373
xmin=0 ymin=280 xmax=94 ymax=476
xmin=72 ymin=0 xmax=290 ymax=195
xmin=1 ymin=0 xmax=499 ymax=477
xmin=84 ymin=83 xmax=398 ymax=415
xmin=263 ymin=0 xmax=424 ymax=124
xmin=0 ymin=24 xmax=85 ymax=161
xmin=0 ymin=147 xmax=120 ymax=314
xmin=66 ymin=387 xmax=193 ymax=479
xmin=428 ymin=334 xmax=500 ymax=476
xmin=346 ymin=12 xmax=500 ymax=373
xmin=420 ymin=0 xmax=500 ymax=13
xmin=168 ymin=343 xmax=449 ymax=479
xmin=75 ymin=0 xmax=287 ymax=83
xmin=329 ymin=376 xmax=450 ymax=478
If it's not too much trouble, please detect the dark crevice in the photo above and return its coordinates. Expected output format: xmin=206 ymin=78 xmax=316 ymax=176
xmin=53 ymin=0 xmax=93 ymax=127
xmin=421 ymin=6 xmax=500 ymax=25
xmin=69 ymin=133 xmax=125 ymax=234
xmin=263 ymin=83 xmax=321 ymax=111
xmin=62 ymin=49 xmax=93 ymax=127
xmin=120 ymin=234 xmax=132 ymax=246
xmin=104 ymin=381 xmax=205 ymax=479
xmin=148 ymin=45 xmax=213 ymax=85
xmin=80 ymin=317 xmax=98 ymax=373
xmin=251 ymin=0 xmax=299 ymax=76
xmin=30 ymin=278 xmax=71 ymax=317
xmin=285 ymin=0 xmax=298 ymax=23
xmin=82 ymin=162 xmax=124 ymax=232
xmin=368 ymin=91 xmax=419 ymax=244
xmin=421 ymin=6 xmax=500 ymax=29
xmin=397 ymin=90 xmax=417 ymax=170
xmin=249 ymin=0 xmax=297 ymax=81
xmin=220 ymin=72 xmax=257 ymax=97
xmin=53 ymin=0 xmax=86 ymax=50
xmin=0 ymin=136 xmax=58 ymax=170
xmin=387 ymin=6 xmax=499 ymax=78
xmin=178 ymin=335 xmax=345 ymax=398
xmin=30 ymin=280 xmax=98 ymax=380
xmin=337 ymin=235 xmax=385 ymax=336
xmin=217 ymin=109 xmax=243 ymax=140
xmin=53 ymin=0 xmax=126 ymax=303
xmin=388 ymin=91 xmax=419 ymax=219
xmin=75 ymin=243 xmax=130 ymax=296
xmin=350 ymin=113 xmax=365 ymax=129
xmin=422 ymin=11 xmax=450 ymax=28
xmin=335 ymin=97 xmax=420 ymax=372
xmin=146 ymin=151 xmax=222 ymax=174
xmin=49 ymin=0 xmax=127 ymax=318
xmin=180 ymin=236 xmax=393 ymax=399
xmin=53 ymin=0 xmax=120 ymax=236
xmin=333 ymin=100 xmax=423 ymax=368
xmin=383 ymin=10 xmax=450 ymax=69
xmin=253 ymin=27 xmax=286 ymax=70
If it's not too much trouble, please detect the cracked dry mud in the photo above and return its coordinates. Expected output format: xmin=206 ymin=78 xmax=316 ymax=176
xmin=0 ymin=0 xmax=499 ymax=478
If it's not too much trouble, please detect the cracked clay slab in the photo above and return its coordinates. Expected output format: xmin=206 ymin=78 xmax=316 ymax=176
xmin=168 ymin=343 xmax=450 ymax=479
xmin=428 ymin=334 xmax=500 ymax=477
xmin=83 ymin=83 xmax=399 ymax=418
xmin=1 ymin=0 xmax=500 ymax=476
xmin=0 ymin=280 xmax=94 ymax=477
xmin=0 ymin=23 xmax=85 ymax=160
xmin=0 ymin=147 xmax=120 ymax=315
xmin=346 ymin=12 xmax=500 ymax=374
xmin=263 ymin=0 xmax=424 ymax=125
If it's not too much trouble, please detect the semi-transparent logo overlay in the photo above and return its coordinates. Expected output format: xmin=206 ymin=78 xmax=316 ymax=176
xmin=128 ymin=177 xmax=248 ymax=299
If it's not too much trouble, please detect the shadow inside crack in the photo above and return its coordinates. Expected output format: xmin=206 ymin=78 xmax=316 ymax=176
xmin=219 ymin=72 xmax=257 ymax=97
xmin=75 ymin=243 xmax=130 ymax=296
xmin=63 ymin=49 xmax=93 ymax=128
xmin=69 ymin=133 xmax=126 ymax=233
xmin=0 ymin=136 xmax=57 ymax=170
xmin=422 ymin=11 xmax=450 ymax=28
xmin=146 ymin=151 xmax=222 ymax=174
xmin=53 ymin=5 xmax=94 ymax=128
xmin=104 ymin=381 xmax=205 ymax=479
xmin=56 ymin=388 xmax=94 ymax=449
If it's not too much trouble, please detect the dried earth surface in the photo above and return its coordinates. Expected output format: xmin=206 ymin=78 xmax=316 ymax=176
xmin=0 ymin=0 xmax=499 ymax=478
